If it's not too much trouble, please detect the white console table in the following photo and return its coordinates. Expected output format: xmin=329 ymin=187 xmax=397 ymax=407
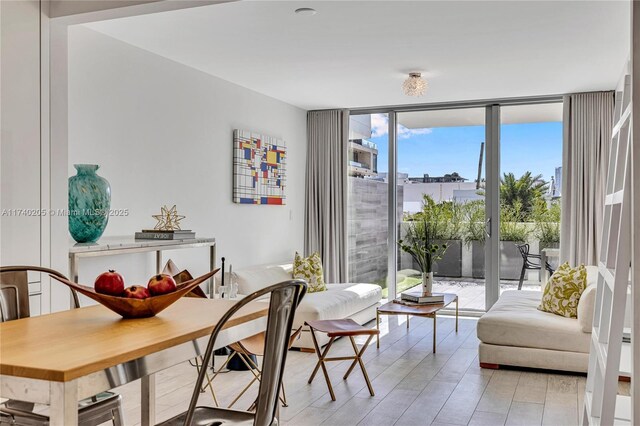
xmin=69 ymin=236 xmax=216 ymax=296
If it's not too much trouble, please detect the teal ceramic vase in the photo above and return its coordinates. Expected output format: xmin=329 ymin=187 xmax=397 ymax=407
xmin=68 ymin=164 xmax=111 ymax=243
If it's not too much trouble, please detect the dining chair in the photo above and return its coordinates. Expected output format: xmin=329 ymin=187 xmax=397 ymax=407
xmin=158 ymin=279 xmax=307 ymax=426
xmin=516 ymin=244 xmax=555 ymax=290
xmin=0 ymin=266 xmax=124 ymax=426
xmin=209 ymin=326 xmax=303 ymax=408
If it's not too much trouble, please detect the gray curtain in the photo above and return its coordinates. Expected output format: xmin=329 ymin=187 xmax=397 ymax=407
xmin=305 ymin=109 xmax=349 ymax=283
xmin=560 ymin=91 xmax=614 ymax=266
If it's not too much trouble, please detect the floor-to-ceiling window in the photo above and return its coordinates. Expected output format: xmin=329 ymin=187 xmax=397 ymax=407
xmin=395 ymin=108 xmax=487 ymax=311
xmin=347 ymin=98 xmax=563 ymax=312
xmin=499 ymin=103 xmax=563 ymax=294
xmin=347 ymin=113 xmax=391 ymax=296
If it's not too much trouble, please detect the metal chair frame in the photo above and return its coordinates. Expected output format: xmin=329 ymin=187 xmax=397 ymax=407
xmin=0 ymin=266 xmax=122 ymax=426
xmin=207 ymin=326 xmax=303 ymax=409
xmin=159 ymin=279 xmax=307 ymax=426
xmin=516 ymin=244 xmax=555 ymax=290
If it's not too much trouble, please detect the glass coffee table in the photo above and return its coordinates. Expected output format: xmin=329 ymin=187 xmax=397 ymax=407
xmin=376 ymin=293 xmax=458 ymax=353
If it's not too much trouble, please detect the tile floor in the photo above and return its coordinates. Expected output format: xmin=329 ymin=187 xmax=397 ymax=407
xmin=108 ymin=313 xmax=629 ymax=426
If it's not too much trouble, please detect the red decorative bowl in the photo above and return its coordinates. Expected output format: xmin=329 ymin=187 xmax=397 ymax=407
xmin=50 ymin=269 xmax=218 ymax=318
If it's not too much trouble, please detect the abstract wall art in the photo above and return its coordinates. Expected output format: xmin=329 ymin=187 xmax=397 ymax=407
xmin=233 ymin=129 xmax=286 ymax=205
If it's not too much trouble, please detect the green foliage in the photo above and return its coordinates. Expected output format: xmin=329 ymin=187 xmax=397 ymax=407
xmin=405 ymin=176 xmax=558 ymax=248
xmin=399 ymin=199 xmax=450 ymax=273
xmin=500 ymin=202 xmax=531 ymax=242
xmin=407 ymin=195 xmax=464 ymax=240
xmin=462 ymin=200 xmax=486 ymax=245
xmin=462 ymin=200 xmax=531 ymax=243
xmin=500 ymin=172 xmax=549 ymax=219
xmin=532 ymin=198 xmax=561 ymax=244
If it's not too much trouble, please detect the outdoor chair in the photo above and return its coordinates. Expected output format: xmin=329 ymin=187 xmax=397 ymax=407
xmin=0 ymin=266 xmax=124 ymax=426
xmin=516 ymin=244 xmax=555 ymax=290
xmin=158 ymin=279 xmax=307 ymax=426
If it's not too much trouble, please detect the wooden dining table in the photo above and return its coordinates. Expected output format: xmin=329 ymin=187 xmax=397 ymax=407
xmin=0 ymin=297 xmax=268 ymax=425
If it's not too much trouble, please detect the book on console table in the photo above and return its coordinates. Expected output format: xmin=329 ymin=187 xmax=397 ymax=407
xmin=135 ymin=230 xmax=196 ymax=240
xmin=400 ymin=290 xmax=445 ymax=304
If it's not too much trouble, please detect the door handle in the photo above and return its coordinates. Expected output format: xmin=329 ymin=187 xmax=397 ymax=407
xmin=485 ymin=217 xmax=491 ymax=239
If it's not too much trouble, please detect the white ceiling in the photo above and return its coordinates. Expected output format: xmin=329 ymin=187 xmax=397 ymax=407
xmin=398 ymin=102 xmax=564 ymax=129
xmin=83 ymin=1 xmax=630 ymax=110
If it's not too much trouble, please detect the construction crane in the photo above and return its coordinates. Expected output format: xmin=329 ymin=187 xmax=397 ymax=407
xmin=476 ymin=142 xmax=484 ymax=190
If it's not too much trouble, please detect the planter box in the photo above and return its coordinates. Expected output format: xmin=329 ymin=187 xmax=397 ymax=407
xmin=500 ymin=241 xmax=524 ymax=280
xmin=433 ymin=240 xmax=462 ymax=278
xmin=471 ymin=240 xmax=484 ymax=278
xmin=471 ymin=240 xmax=526 ymax=280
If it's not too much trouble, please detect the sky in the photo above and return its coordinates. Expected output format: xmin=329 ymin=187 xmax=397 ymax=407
xmin=368 ymin=114 xmax=562 ymax=183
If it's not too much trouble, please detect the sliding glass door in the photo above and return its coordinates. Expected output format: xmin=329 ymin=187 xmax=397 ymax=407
xmin=395 ymin=108 xmax=488 ymax=311
xmin=347 ymin=98 xmax=563 ymax=312
xmin=499 ymin=103 xmax=563 ymax=294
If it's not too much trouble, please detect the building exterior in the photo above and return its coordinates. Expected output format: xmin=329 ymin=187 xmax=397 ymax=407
xmin=349 ymin=139 xmax=378 ymax=177
xmin=408 ymin=172 xmax=466 ymax=183
xmin=403 ymin=181 xmax=481 ymax=212
xmin=554 ymin=166 xmax=562 ymax=197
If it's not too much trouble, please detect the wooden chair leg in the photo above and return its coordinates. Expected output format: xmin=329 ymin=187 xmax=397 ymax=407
xmin=348 ymin=335 xmax=375 ymax=396
xmin=280 ymin=381 xmax=288 ymax=407
xmin=202 ymin=363 xmax=219 ymax=407
xmin=194 ymin=356 xmax=219 ymax=406
xmin=307 ymin=328 xmax=336 ymax=401
xmin=228 ymin=352 xmax=262 ymax=408
xmin=376 ymin=310 xmax=380 ymax=348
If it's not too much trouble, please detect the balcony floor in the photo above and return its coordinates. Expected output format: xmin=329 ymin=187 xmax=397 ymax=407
xmin=402 ymin=277 xmax=543 ymax=312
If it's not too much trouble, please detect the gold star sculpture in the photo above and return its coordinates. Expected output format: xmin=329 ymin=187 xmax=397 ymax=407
xmin=152 ymin=205 xmax=186 ymax=231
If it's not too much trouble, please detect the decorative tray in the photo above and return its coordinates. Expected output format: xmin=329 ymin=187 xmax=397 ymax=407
xmin=50 ymin=269 xmax=218 ymax=318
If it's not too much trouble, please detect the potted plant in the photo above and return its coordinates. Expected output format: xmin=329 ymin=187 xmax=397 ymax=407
xmin=403 ymin=196 xmax=463 ymax=277
xmin=398 ymin=217 xmax=448 ymax=293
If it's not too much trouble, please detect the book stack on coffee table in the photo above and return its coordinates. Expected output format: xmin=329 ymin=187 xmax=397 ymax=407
xmin=393 ymin=289 xmax=445 ymax=306
xmin=135 ymin=229 xmax=196 ymax=240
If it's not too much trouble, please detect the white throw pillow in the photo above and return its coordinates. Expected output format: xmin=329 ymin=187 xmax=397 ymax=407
xmin=577 ymin=285 xmax=596 ymax=333
xmin=217 ymin=263 xmax=293 ymax=295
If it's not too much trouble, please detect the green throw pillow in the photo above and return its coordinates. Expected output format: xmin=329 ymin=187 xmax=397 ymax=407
xmin=293 ymin=252 xmax=326 ymax=293
xmin=538 ymin=262 xmax=587 ymax=318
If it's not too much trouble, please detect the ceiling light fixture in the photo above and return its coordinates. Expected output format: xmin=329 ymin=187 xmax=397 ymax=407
xmin=402 ymin=72 xmax=427 ymax=97
xmin=295 ymin=7 xmax=317 ymax=16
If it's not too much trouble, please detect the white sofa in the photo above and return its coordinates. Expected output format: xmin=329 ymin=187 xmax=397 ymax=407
xmin=228 ymin=262 xmax=382 ymax=350
xmin=477 ymin=266 xmax=598 ymax=373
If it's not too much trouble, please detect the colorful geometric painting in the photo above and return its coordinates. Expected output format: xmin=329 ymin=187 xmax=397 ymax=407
xmin=233 ymin=129 xmax=286 ymax=205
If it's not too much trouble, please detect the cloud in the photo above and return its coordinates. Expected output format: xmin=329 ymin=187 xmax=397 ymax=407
xmin=397 ymin=125 xmax=432 ymax=139
xmin=370 ymin=113 xmax=432 ymax=139
xmin=371 ymin=114 xmax=389 ymax=137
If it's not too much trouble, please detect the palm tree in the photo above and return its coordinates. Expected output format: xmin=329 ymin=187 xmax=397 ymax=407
xmin=500 ymin=172 xmax=549 ymax=219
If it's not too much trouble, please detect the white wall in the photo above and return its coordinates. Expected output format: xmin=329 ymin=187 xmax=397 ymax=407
xmin=0 ymin=0 xmax=51 ymax=315
xmin=1 ymin=0 xmax=41 ymax=267
xmin=66 ymin=25 xmax=306 ymax=292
